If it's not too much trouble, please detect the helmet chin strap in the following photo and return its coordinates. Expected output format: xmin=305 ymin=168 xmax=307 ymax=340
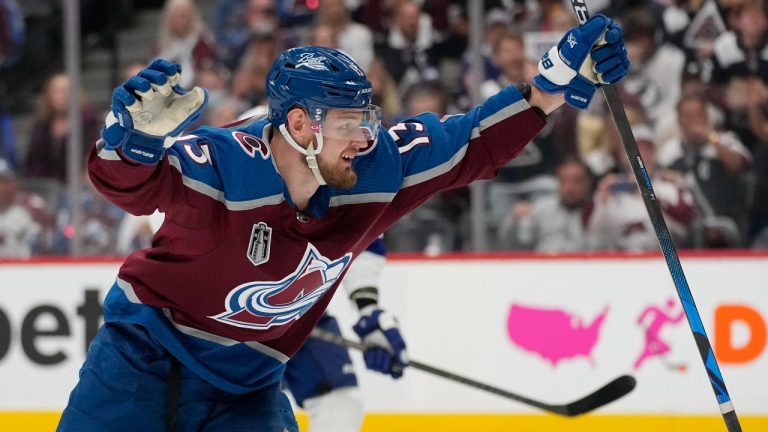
xmin=278 ymin=123 xmax=327 ymax=186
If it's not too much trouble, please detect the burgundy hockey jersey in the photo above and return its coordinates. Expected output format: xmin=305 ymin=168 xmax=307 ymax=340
xmin=89 ymin=86 xmax=545 ymax=392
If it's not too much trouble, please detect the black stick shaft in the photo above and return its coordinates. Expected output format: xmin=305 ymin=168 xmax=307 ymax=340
xmin=310 ymin=327 xmax=634 ymax=417
xmin=565 ymin=3 xmax=742 ymax=430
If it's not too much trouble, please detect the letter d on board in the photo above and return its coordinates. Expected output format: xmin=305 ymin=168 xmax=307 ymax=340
xmin=714 ymin=305 xmax=766 ymax=364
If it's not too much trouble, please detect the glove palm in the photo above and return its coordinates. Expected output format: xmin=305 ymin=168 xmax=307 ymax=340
xmin=102 ymin=59 xmax=208 ymax=164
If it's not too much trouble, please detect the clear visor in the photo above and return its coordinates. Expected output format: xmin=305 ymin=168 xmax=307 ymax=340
xmin=309 ymin=105 xmax=381 ymax=151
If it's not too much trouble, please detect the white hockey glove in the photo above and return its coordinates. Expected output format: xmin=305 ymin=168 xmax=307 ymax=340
xmin=533 ymin=14 xmax=629 ymax=109
xmin=353 ymin=306 xmax=408 ymax=379
xmin=101 ymin=59 xmax=208 ymax=164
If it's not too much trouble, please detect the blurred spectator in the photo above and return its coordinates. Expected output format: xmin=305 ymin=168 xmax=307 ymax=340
xmin=578 ymin=92 xmax=648 ymax=177
xmin=0 ymin=112 xmax=14 ymax=169
xmin=385 ymin=81 xmax=469 ymax=253
xmin=487 ymin=44 xmax=578 ymax=249
xmin=589 ymin=126 xmax=696 ymax=252
xmin=316 ymin=0 xmax=374 ymax=70
xmin=55 ymin=170 xmax=125 ymax=255
xmin=231 ymin=35 xmax=281 ymax=108
xmin=275 ymin=0 xmax=315 ymax=27
xmin=747 ymin=78 xmax=768 ymax=142
xmin=81 ymin=0 xmax=132 ymax=48
xmin=358 ymin=0 xmax=405 ymax=35
xmin=480 ymin=30 xmax=527 ymax=100
xmin=710 ymin=0 xmax=768 ymax=146
xmin=156 ymin=0 xmax=218 ymax=88
xmin=22 ymin=73 xmax=100 ymax=183
xmin=6 ymin=1 xmax=62 ymax=110
xmin=461 ymin=8 xmax=509 ymax=106
xmin=212 ymin=0 xmax=289 ymax=71
xmin=428 ymin=3 xmax=468 ymax=97
xmin=195 ymin=63 xmax=240 ymax=127
xmin=0 ymin=0 xmax=24 ymax=69
xmin=397 ymin=80 xmax=453 ymax=120
xmin=746 ymin=77 xmax=768 ymax=246
xmin=117 ymin=211 xmax=164 ymax=255
xmin=536 ymin=1 xmax=577 ymax=33
xmin=498 ymin=159 xmax=596 ymax=252
xmin=375 ymin=0 xmax=439 ymax=95
xmin=620 ymin=8 xmax=686 ymax=130
xmin=207 ymin=99 xmax=246 ymax=128
xmin=661 ymin=94 xmax=753 ymax=248
xmin=0 ymin=159 xmax=40 ymax=258
xmin=308 ymin=23 xmax=337 ymax=48
xmin=121 ymin=62 xmax=146 ymax=82
xmin=0 ymin=0 xmax=19 ymax=165
xmin=662 ymin=0 xmax=728 ymax=65
xmin=367 ymin=57 xmax=401 ymax=127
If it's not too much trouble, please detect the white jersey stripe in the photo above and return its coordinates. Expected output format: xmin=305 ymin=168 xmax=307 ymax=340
xmin=167 ymin=155 xmax=285 ymax=211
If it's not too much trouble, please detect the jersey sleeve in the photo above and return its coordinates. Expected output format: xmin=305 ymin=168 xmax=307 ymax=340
xmin=88 ymin=132 xmax=224 ymax=217
xmin=383 ymin=85 xmax=547 ymax=222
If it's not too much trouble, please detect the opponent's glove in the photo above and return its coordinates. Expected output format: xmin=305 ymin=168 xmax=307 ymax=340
xmin=533 ymin=14 xmax=629 ymax=109
xmin=353 ymin=306 xmax=408 ymax=379
xmin=102 ymin=59 xmax=208 ymax=164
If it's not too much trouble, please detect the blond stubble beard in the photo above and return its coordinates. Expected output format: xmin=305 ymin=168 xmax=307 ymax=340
xmin=317 ymin=158 xmax=357 ymax=189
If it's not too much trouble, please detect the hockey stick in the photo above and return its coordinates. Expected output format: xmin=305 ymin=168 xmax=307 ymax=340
xmin=310 ymin=327 xmax=635 ymax=417
xmin=566 ymin=3 xmax=742 ymax=431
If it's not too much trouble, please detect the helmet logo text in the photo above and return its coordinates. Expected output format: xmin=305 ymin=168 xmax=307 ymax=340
xmin=296 ymin=53 xmax=328 ymax=71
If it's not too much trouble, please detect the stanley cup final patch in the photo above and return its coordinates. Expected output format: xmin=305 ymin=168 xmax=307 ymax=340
xmin=247 ymin=222 xmax=272 ymax=266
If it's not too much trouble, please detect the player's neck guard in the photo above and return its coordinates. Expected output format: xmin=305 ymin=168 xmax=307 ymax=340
xmin=279 ymin=123 xmax=327 ymax=186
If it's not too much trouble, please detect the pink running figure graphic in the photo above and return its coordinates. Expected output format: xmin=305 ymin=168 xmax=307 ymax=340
xmin=634 ymin=298 xmax=686 ymax=370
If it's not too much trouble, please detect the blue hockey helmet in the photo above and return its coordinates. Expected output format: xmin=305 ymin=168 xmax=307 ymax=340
xmin=266 ymin=46 xmax=374 ymax=127
xmin=265 ymin=46 xmax=381 ymax=186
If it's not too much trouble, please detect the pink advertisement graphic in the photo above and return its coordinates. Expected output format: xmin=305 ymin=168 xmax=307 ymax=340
xmin=634 ymin=298 xmax=687 ymax=372
xmin=506 ymin=305 xmax=609 ymax=366
xmin=506 ymin=299 xmax=688 ymax=372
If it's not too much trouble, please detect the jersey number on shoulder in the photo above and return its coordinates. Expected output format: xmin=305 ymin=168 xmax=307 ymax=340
xmin=179 ymin=135 xmax=213 ymax=165
xmin=388 ymin=122 xmax=431 ymax=154
xmin=233 ymin=131 xmax=270 ymax=160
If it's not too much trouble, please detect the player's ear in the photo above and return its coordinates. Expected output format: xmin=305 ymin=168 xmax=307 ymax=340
xmin=286 ymin=108 xmax=312 ymax=145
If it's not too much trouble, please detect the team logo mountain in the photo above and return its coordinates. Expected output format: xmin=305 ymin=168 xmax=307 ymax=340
xmin=211 ymin=244 xmax=352 ymax=330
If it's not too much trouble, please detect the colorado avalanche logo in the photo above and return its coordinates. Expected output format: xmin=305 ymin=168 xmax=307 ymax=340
xmin=210 ymin=244 xmax=352 ymax=330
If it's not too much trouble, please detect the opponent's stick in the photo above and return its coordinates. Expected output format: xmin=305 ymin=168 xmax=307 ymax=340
xmin=566 ymin=3 xmax=742 ymax=430
xmin=311 ymin=327 xmax=635 ymax=417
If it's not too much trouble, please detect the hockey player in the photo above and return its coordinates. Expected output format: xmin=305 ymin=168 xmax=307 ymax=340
xmin=117 ymin=211 xmax=397 ymax=431
xmin=283 ymin=238 xmax=396 ymax=432
xmin=58 ymin=15 xmax=629 ymax=431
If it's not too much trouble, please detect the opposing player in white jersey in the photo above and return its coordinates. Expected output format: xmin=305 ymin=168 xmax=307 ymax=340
xmin=58 ymin=15 xmax=629 ymax=431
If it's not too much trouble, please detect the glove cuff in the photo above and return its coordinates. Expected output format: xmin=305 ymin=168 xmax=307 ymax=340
xmin=564 ymin=75 xmax=597 ymax=110
xmin=101 ymin=112 xmax=173 ymax=164
xmin=537 ymin=46 xmax=577 ymax=87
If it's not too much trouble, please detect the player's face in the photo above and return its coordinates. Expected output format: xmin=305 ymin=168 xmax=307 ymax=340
xmin=315 ymin=108 xmax=376 ymax=189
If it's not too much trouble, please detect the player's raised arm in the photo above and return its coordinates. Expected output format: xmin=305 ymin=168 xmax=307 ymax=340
xmin=385 ymin=15 xmax=628 ymax=218
xmin=88 ymin=59 xmax=208 ymax=215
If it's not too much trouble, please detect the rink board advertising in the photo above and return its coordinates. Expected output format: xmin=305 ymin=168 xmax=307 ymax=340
xmin=0 ymin=254 xmax=766 ymax=431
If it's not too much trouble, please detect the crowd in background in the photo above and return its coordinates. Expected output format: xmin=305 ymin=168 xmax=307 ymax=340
xmin=0 ymin=0 xmax=767 ymax=258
